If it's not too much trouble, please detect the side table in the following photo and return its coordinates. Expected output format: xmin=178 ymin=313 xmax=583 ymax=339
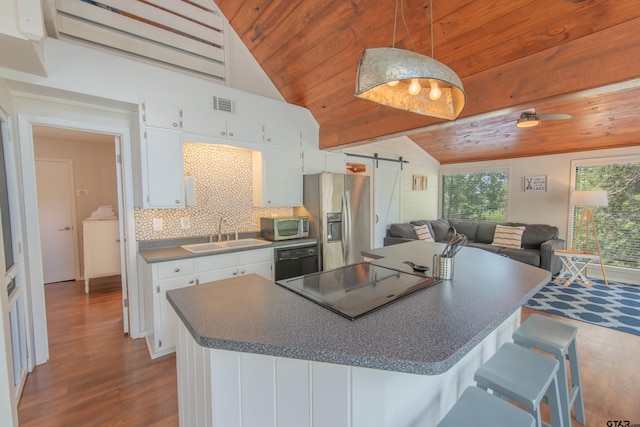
xmin=553 ymin=249 xmax=607 ymax=287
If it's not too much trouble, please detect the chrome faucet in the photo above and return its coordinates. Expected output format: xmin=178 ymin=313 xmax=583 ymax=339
xmin=218 ymin=217 xmax=227 ymax=242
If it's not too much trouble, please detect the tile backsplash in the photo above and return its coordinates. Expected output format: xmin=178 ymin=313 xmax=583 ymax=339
xmin=134 ymin=143 xmax=292 ymax=240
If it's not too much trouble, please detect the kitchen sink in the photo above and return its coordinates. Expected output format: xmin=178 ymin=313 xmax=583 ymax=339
xmin=181 ymin=238 xmax=271 ymax=253
xmin=223 ymin=238 xmax=272 ymax=248
xmin=181 ymin=242 xmax=226 ymax=253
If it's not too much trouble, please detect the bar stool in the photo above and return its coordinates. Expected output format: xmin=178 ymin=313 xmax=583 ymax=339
xmin=513 ymin=314 xmax=586 ymax=426
xmin=437 ymin=386 xmax=536 ymax=427
xmin=474 ymin=342 xmax=565 ymax=427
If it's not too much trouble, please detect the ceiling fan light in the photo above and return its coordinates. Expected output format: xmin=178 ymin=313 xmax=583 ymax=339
xmin=516 ymin=115 xmax=541 ymax=128
xmin=355 ymin=48 xmax=466 ymax=120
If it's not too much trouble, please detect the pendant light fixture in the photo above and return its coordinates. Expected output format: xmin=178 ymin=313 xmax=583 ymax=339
xmin=355 ymin=0 xmax=466 ymax=120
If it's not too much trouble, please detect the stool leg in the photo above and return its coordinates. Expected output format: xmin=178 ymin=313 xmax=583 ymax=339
xmin=547 ymin=375 xmax=565 ymax=427
xmin=569 ymin=339 xmax=586 ymax=424
xmin=553 ymin=348 xmax=572 ymax=427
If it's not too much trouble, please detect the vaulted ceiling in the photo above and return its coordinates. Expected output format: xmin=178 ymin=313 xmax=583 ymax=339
xmin=215 ymin=0 xmax=640 ymax=164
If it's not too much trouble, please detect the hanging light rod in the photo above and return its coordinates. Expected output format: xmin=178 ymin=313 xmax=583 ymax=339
xmin=354 ymin=0 xmax=466 ymax=120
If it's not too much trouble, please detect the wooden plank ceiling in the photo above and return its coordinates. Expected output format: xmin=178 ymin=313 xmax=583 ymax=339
xmin=215 ymin=0 xmax=640 ymax=164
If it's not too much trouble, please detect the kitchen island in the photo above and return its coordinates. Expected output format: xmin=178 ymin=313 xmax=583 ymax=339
xmin=167 ymin=241 xmax=550 ymax=427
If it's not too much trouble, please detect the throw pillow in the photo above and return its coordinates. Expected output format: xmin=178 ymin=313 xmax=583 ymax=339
xmin=492 ymin=224 xmax=525 ymax=249
xmin=413 ymin=225 xmax=435 ymax=242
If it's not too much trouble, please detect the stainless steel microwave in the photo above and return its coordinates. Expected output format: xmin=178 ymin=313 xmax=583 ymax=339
xmin=260 ymin=217 xmax=309 ymax=241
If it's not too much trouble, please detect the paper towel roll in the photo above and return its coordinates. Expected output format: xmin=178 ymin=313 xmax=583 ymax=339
xmin=185 ymin=176 xmax=196 ymax=206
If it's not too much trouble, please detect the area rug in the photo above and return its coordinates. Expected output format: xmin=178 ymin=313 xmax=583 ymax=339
xmin=525 ymin=278 xmax=640 ymax=337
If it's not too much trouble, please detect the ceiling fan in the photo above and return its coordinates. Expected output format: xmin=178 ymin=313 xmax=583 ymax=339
xmin=516 ymin=109 xmax=573 ymax=128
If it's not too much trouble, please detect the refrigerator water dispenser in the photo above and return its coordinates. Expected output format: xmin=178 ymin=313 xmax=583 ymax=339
xmin=326 ymin=212 xmax=342 ymax=242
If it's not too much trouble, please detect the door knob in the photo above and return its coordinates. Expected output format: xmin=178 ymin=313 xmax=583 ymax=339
xmin=58 ymin=226 xmax=71 ymax=231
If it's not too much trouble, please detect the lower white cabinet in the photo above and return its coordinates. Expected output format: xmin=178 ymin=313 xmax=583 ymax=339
xmin=142 ymin=247 xmax=273 ymax=358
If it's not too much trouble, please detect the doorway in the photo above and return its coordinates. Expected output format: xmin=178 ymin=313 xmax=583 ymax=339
xmin=32 ymin=125 xmax=128 ymax=332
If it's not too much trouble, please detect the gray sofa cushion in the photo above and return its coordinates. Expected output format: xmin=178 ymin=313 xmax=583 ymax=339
xmin=499 ymin=247 xmax=541 ymax=266
xmin=428 ymin=219 xmax=451 ymax=242
xmin=506 ymin=223 xmax=559 ymax=249
xmin=388 ymin=223 xmax=418 ymax=239
xmin=476 ymin=222 xmax=498 ymax=244
xmin=449 ymin=220 xmax=479 ymax=242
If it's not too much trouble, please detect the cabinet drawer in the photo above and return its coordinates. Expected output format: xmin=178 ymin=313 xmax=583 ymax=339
xmin=238 ymin=248 xmax=273 ymax=265
xmin=196 ymin=252 xmax=237 ymax=272
xmin=156 ymin=259 xmax=195 ymax=279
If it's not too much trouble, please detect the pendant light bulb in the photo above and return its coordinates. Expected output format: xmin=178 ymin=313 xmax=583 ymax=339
xmin=387 ymin=80 xmax=399 ymax=87
xmin=408 ymin=79 xmax=421 ymax=95
xmin=429 ymin=80 xmax=442 ymax=100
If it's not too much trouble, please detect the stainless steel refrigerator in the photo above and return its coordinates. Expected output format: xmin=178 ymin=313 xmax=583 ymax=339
xmin=294 ymin=173 xmax=371 ymax=271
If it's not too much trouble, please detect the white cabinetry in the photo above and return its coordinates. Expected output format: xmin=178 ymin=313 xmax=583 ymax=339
xmin=252 ymin=146 xmax=303 ymax=207
xmin=83 ymin=219 xmax=121 ymax=293
xmin=142 ymin=247 xmax=273 ymax=358
xmin=182 ymin=107 xmax=263 ymax=148
xmin=143 ymin=100 xmax=182 ymax=129
xmin=264 ymin=124 xmax=300 ymax=148
xmin=196 ymin=248 xmax=273 ymax=283
xmin=303 ymin=151 xmax=347 ymax=174
xmin=143 ymin=257 xmax=196 ymax=358
xmin=140 ymin=100 xmax=185 ymax=208
xmin=142 ymin=128 xmax=185 ymax=208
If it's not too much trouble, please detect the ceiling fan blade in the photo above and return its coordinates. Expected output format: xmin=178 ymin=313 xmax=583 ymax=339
xmin=538 ymin=113 xmax=572 ymax=121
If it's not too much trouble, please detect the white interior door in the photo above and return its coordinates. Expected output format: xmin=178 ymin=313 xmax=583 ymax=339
xmin=35 ymin=159 xmax=78 ymax=284
xmin=374 ymin=163 xmax=402 ymax=248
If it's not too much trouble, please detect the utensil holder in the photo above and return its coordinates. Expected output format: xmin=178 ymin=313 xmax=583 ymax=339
xmin=433 ymin=254 xmax=454 ymax=280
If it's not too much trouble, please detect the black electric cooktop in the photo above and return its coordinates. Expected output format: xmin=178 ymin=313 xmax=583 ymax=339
xmin=275 ymin=262 xmax=441 ymax=320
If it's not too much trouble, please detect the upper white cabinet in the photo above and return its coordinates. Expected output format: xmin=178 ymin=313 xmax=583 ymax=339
xmin=141 ymin=127 xmax=185 ymax=208
xmin=182 ymin=107 xmax=263 ymax=147
xmin=264 ymin=124 xmax=300 ymax=148
xmin=253 ymin=146 xmax=303 ymax=207
xmin=143 ymin=100 xmax=182 ymax=129
xmin=303 ymin=151 xmax=347 ymax=174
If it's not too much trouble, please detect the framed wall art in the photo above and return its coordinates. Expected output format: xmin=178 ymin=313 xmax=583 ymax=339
xmin=523 ymin=175 xmax=547 ymax=192
xmin=413 ymin=175 xmax=428 ymax=191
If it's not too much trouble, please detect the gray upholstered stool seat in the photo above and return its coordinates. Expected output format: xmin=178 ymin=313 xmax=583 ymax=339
xmin=474 ymin=342 xmax=564 ymax=427
xmin=437 ymin=386 xmax=536 ymax=427
xmin=513 ymin=314 xmax=586 ymax=426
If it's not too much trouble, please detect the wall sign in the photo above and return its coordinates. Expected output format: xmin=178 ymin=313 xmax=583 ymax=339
xmin=523 ymin=175 xmax=547 ymax=192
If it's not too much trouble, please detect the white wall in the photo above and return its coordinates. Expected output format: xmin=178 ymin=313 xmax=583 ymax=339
xmin=440 ymin=146 xmax=640 ymax=242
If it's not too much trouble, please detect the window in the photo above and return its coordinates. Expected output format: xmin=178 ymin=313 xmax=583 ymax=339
xmin=572 ymin=157 xmax=640 ymax=269
xmin=441 ymin=169 xmax=509 ymax=221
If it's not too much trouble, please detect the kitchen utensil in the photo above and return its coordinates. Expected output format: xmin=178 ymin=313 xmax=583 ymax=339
xmin=403 ymin=260 xmax=429 ymax=272
xmin=442 ymin=226 xmax=457 ymax=256
xmin=444 ymin=234 xmax=464 ymax=257
xmin=448 ymin=235 xmax=467 ymax=258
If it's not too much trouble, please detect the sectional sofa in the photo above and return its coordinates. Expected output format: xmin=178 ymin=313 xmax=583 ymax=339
xmin=384 ymin=219 xmax=565 ymax=274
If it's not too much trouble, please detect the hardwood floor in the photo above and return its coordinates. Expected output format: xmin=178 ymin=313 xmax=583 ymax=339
xmin=16 ymin=278 xmax=640 ymax=426
xmin=17 ymin=277 xmax=178 ymax=426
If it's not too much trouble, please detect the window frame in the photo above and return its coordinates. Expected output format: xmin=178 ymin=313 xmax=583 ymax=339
xmin=439 ymin=166 xmax=512 ymax=221
xmin=569 ymin=155 xmax=640 ymax=270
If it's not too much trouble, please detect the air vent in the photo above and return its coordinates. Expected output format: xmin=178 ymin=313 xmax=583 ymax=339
xmin=213 ymin=96 xmax=236 ymax=113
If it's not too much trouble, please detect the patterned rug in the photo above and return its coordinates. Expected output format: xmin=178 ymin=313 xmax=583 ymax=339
xmin=525 ymin=278 xmax=640 ymax=337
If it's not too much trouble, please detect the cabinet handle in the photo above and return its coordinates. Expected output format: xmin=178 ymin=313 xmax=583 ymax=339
xmin=175 ymin=200 xmax=181 ymax=204
xmin=174 ymin=268 xmax=180 ymax=272
xmin=188 ymin=280 xmax=194 ymax=284
xmin=232 ymin=271 xmax=237 ymax=276
xmin=172 ymin=122 xmax=177 ymax=127
xmin=221 ymin=131 xmax=226 ymax=136
xmin=240 ymin=269 xmax=246 ymax=274
xmin=229 ymin=132 xmax=234 ymax=137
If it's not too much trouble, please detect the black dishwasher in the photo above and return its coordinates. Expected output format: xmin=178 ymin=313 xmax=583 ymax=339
xmin=275 ymin=244 xmax=319 ymax=281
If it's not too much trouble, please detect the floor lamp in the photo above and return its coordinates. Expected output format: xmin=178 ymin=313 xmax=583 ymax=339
xmin=570 ymin=190 xmax=608 ymax=285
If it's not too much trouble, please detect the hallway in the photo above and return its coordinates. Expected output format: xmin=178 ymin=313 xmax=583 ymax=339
xmin=17 ymin=277 xmax=178 ymax=426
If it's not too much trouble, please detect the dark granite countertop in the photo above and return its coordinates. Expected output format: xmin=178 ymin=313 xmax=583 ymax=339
xmin=167 ymin=240 xmax=550 ymax=375
xmin=138 ymin=237 xmax=318 ymax=263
